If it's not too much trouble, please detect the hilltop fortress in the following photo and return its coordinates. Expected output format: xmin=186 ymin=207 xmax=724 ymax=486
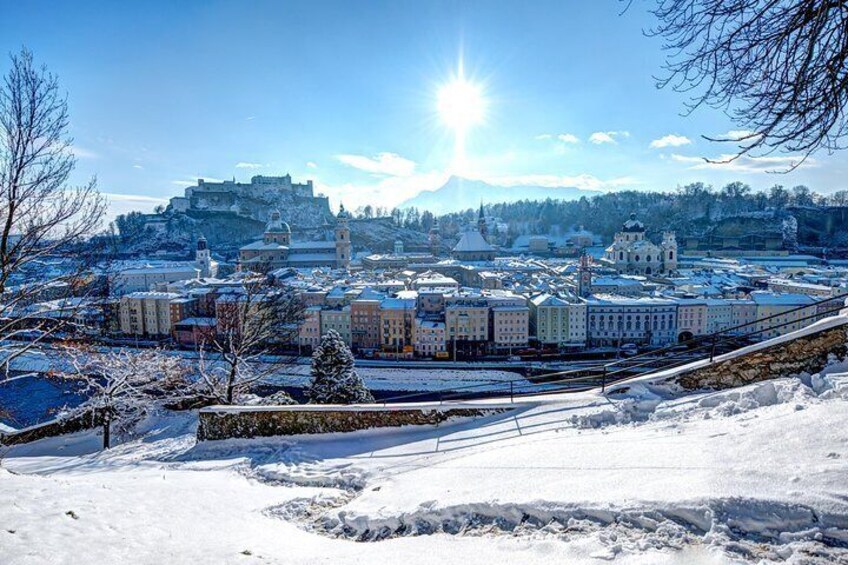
xmin=168 ymin=174 xmax=333 ymax=227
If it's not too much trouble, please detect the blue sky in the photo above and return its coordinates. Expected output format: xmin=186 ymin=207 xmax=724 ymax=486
xmin=3 ymin=0 xmax=846 ymax=220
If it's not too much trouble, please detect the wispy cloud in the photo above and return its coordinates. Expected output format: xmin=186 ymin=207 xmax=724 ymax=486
xmin=235 ymin=161 xmax=263 ymax=169
xmin=589 ymin=131 xmax=630 ymax=145
xmin=536 ymin=132 xmax=580 ymax=144
xmin=670 ymin=153 xmax=814 ymax=173
xmin=713 ymin=129 xmax=761 ymax=141
xmin=650 ymin=134 xmax=691 ymax=149
xmin=336 ymin=152 xmax=416 ymax=177
xmin=70 ymin=145 xmax=98 ymax=159
xmin=102 ymin=193 xmax=169 ymax=222
xmin=306 ymin=161 xmax=318 ymax=169
xmin=171 ymin=176 xmax=224 ymax=187
xmin=132 ymin=164 xmax=144 ymax=170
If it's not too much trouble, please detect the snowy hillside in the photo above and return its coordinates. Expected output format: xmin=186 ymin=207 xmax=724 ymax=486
xmin=3 ymin=362 xmax=848 ymax=563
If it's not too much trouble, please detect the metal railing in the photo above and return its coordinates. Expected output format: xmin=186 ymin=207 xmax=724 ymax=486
xmin=380 ymin=292 xmax=848 ymax=404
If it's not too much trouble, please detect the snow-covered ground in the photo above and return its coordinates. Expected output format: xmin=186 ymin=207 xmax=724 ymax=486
xmin=3 ymin=361 xmax=848 ymax=563
xmin=7 ymin=346 xmax=526 ymax=392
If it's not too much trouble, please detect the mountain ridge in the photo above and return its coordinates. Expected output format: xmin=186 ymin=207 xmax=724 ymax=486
xmin=399 ymin=176 xmax=602 ymax=213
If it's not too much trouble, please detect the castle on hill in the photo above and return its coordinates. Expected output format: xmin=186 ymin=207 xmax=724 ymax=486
xmin=168 ymin=174 xmax=332 ymax=226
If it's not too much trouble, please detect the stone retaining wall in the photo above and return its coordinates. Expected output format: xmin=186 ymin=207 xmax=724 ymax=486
xmin=197 ymin=404 xmax=511 ymax=441
xmin=0 ymin=409 xmax=103 ymax=446
xmin=675 ymin=322 xmax=848 ymax=390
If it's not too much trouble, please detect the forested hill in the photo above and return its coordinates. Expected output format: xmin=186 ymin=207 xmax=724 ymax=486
xmin=432 ymin=183 xmax=848 ymax=245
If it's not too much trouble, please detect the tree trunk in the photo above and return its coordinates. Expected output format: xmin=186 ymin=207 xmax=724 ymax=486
xmin=225 ymin=362 xmax=238 ymax=404
xmin=102 ymin=418 xmax=111 ymax=450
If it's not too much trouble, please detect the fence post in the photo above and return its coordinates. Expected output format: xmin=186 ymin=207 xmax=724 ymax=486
xmin=601 ymin=366 xmax=607 ymax=393
xmin=510 ymin=380 xmax=514 ymax=403
xmin=710 ymin=333 xmax=717 ymax=362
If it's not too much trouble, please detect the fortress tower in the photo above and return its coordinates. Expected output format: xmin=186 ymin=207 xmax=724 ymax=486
xmin=335 ymin=204 xmax=351 ymax=270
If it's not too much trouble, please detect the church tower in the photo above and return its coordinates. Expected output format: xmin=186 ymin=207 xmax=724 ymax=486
xmin=577 ymin=251 xmax=592 ymax=298
xmin=477 ymin=202 xmax=488 ymax=239
xmin=195 ymin=236 xmax=212 ymax=278
xmin=335 ymin=203 xmax=351 ymax=269
xmin=428 ymin=218 xmax=441 ymax=256
xmin=661 ymin=231 xmax=678 ymax=274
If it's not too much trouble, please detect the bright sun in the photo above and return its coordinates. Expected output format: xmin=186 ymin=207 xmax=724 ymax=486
xmin=437 ymin=76 xmax=485 ymax=133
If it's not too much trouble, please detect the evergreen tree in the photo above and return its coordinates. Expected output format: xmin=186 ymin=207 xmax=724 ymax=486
xmin=306 ymin=330 xmax=374 ymax=404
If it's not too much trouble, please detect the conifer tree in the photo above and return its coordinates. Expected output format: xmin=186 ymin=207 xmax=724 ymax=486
xmin=306 ymin=330 xmax=374 ymax=404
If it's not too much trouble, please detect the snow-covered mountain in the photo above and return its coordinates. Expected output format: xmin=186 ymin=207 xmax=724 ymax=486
xmin=399 ymin=176 xmax=602 ymax=213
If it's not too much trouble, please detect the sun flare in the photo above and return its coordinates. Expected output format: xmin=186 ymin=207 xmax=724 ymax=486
xmin=437 ymin=76 xmax=485 ymax=134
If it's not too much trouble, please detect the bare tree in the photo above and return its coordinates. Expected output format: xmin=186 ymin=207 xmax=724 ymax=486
xmin=0 ymin=48 xmax=106 ymax=376
xmin=647 ymin=0 xmax=848 ymax=169
xmin=195 ymin=275 xmax=304 ymax=404
xmin=828 ymin=190 xmax=848 ymax=207
xmin=57 ymin=347 xmax=190 ymax=449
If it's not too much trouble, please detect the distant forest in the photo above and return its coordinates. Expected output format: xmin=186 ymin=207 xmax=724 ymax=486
xmin=361 ymin=182 xmax=848 ymax=243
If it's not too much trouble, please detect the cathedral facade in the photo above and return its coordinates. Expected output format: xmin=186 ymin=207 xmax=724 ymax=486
xmin=602 ymin=214 xmax=677 ymax=275
xmin=238 ymin=206 xmax=352 ymax=271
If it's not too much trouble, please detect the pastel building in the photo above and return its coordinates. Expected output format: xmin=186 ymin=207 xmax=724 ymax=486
xmin=674 ymin=298 xmax=708 ymax=341
xmin=445 ymin=302 xmax=490 ymax=356
xmin=320 ymin=306 xmax=352 ymax=346
xmin=298 ymin=306 xmax=322 ymax=350
xmin=529 ymin=294 xmax=587 ymax=347
xmin=350 ymin=292 xmax=384 ymax=352
xmin=751 ymin=292 xmax=816 ymax=339
xmin=379 ymin=298 xmax=416 ymax=355
xmin=119 ymin=292 xmax=181 ymax=336
xmin=414 ymin=318 xmax=447 ymax=357
xmin=728 ymin=299 xmax=757 ymax=334
xmin=490 ymin=305 xmax=530 ymax=349
xmin=586 ymin=295 xmax=678 ymax=347
xmin=705 ymin=298 xmax=733 ymax=334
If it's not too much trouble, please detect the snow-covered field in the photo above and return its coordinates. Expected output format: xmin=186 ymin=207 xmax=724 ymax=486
xmin=3 ymin=362 xmax=848 ymax=563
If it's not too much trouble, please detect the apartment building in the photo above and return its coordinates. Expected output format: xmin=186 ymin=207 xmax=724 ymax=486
xmin=111 ymin=265 xmax=199 ymax=295
xmin=380 ymin=298 xmax=416 ymax=355
xmin=704 ymin=298 xmax=733 ymax=334
xmin=674 ymin=298 xmax=708 ymax=341
xmin=586 ymin=295 xmax=677 ymax=347
xmin=169 ymin=297 xmax=198 ymax=333
xmin=350 ymin=294 xmax=383 ymax=352
xmin=529 ymin=294 xmax=587 ymax=347
xmin=445 ymin=302 xmax=490 ymax=356
xmin=751 ymin=292 xmax=816 ymax=339
xmin=727 ymin=299 xmax=757 ymax=334
xmin=298 ymin=306 xmax=322 ymax=351
xmin=490 ymin=306 xmax=530 ymax=350
xmin=119 ymin=292 xmax=181 ymax=336
xmin=413 ymin=318 xmax=447 ymax=357
xmin=320 ymin=306 xmax=352 ymax=345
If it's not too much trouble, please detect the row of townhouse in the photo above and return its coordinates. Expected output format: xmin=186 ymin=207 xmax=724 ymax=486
xmin=297 ymin=290 xmax=531 ymax=358
xmin=119 ymin=284 xmax=838 ymax=354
